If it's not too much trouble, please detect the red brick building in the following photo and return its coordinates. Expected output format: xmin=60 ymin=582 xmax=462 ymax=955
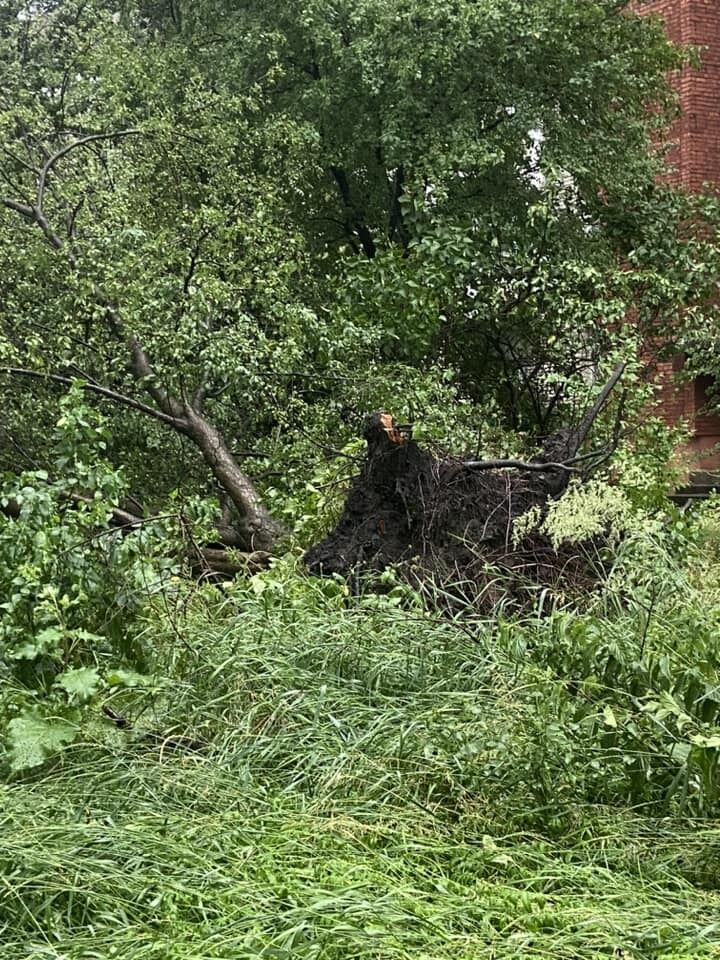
xmin=640 ymin=0 xmax=720 ymax=466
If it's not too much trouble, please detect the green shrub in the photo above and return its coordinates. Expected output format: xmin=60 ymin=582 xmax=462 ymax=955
xmin=0 ymin=387 xmax=174 ymax=772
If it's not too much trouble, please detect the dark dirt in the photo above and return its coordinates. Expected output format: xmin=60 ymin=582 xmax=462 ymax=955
xmin=304 ymin=412 xmax=600 ymax=610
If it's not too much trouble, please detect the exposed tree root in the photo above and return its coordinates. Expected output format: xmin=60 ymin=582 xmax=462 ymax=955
xmin=305 ymin=366 xmax=624 ymax=610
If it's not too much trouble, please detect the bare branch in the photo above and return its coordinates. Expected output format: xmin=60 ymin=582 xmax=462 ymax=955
xmin=461 ymin=458 xmax=578 ymax=474
xmin=579 ymin=391 xmax=628 ymax=475
xmin=573 ymin=361 xmax=627 ymax=451
xmin=3 ymin=129 xmax=141 ymax=253
xmin=0 ymin=366 xmax=185 ymax=428
xmin=66 ymin=196 xmax=85 ymax=241
xmin=36 ymin=129 xmax=141 ymax=212
xmin=97 ymin=298 xmax=184 ymax=420
xmin=460 ymin=364 xmax=628 ymax=477
xmin=2 ymin=197 xmax=35 ymax=220
xmin=182 ymin=226 xmax=209 ymax=296
xmin=2 ymin=196 xmax=64 ymax=249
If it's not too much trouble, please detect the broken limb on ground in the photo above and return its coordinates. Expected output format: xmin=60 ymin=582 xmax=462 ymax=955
xmin=305 ymin=365 xmax=626 ymax=611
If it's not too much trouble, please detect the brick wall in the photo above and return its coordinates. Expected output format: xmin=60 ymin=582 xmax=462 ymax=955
xmin=639 ymin=0 xmax=720 ymax=466
xmin=643 ymin=0 xmax=720 ymax=190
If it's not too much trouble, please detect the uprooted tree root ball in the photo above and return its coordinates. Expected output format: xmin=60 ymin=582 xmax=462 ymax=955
xmin=305 ymin=409 xmax=613 ymax=611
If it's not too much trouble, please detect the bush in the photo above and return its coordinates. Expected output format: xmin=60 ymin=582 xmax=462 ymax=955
xmin=0 ymin=387 xmax=174 ymax=772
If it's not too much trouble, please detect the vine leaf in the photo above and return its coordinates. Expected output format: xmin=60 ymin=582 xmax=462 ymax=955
xmin=56 ymin=666 xmax=102 ymax=703
xmin=7 ymin=710 xmax=77 ymax=771
xmin=9 ymin=626 xmax=64 ymax=661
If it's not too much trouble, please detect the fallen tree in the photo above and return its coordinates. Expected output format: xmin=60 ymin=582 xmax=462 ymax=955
xmin=0 ymin=125 xmax=281 ymax=554
xmin=305 ymin=364 xmax=626 ymax=607
xmin=1 ymin=353 xmax=625 ymax=590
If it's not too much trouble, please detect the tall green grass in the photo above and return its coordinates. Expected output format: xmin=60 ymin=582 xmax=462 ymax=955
xmin=3 ymin=756 xmax=720 ymax=959
xmin=3 ymin=565 xmax=720 ymax=959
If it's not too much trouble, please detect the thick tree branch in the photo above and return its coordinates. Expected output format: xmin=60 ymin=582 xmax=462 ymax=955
xmin=125 ymin=336 xmax=186 ymax=419
xmin=388 ymin=164 xmax=409 ymax=250
xmin=2 ymin=195 xmax=64 ymax=249
xmin=329 ymin=164 xmax=376 ymax=258
xmin=573 ymin=361 xmax=627 ymax=451
xmin=97 ymin=296 xmax=185 ymax=420
xmin=192 ymin=369 xmax=214 ymax=413
xmin=182 ymin=226 xmax=208 ymax=296
xmin=461 ymin=363 xmax=627 ymax=477
xmin=2 ymin=197 xmax=37 ymax=221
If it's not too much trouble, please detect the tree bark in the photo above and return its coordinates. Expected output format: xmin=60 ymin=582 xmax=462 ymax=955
xmin=181 ymin=407 xmax=281 ymax=551
xmin=0 ymin=365 xmax=281 ymax=552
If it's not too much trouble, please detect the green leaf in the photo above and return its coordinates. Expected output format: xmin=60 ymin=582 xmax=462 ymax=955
xmin=56 ymin=666 xmax=102 ymax=702
xmin=6 ymin=711 xmax=77 ymax=771
xmin=9 ymin=627 xmax=64 ymax=660
xmin=690 ymin=733 xmax=720 ymax=750
xmin=105 ymin=669 xmax=151 ymax=688
xmin=603 ymin=705 xmax=618 ymax=729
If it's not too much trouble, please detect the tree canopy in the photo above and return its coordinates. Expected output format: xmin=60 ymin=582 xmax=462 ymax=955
xmin=0 ymin=0 xmax=716 ymax=546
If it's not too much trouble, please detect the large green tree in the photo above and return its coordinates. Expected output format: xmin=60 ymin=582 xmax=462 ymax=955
xmin=0 ymin=0 xmax=714 ymax=546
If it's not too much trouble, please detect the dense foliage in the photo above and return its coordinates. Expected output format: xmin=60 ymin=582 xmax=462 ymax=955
xmin=3 ymin=534 xmax=720 ymax=956
xmin=1 ymin=0 xmax=717 ymax=516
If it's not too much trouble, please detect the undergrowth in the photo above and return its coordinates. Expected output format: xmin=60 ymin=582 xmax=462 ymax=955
xmin=3 ymin=538 xmax=720 ymax=959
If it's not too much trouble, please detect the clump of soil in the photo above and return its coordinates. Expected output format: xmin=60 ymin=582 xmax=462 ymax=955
xmin=304 ymin=412 xmax=602 ymax=611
